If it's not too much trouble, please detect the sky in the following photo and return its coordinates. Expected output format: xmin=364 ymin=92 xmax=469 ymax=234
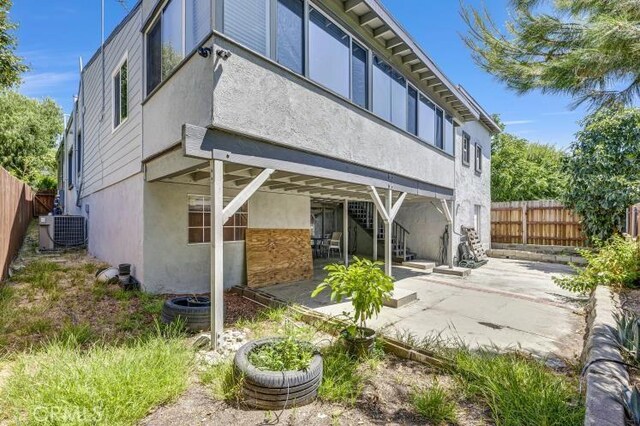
xmin=11 ymin=0 xmax=588 ymax=149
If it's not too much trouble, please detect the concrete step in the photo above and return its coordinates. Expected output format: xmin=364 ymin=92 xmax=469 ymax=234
xmin=433 ymin=266 xmax=471 ymax=277
xmin=402 ymin=260 xmax=436 ymax=270
xmin=383 ymin=288 xmax=418 ymax=308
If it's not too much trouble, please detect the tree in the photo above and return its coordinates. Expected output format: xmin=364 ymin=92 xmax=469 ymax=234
xmin=0 ymin=0 xmax=27 ymax=88
xmin=0 ymin=91 xmax=63 ymax=188
xmin=563 ymin=107 xmax=640 ymax=240
xmin=491 ymin=118 xmax=567 ymax=202
xmin=461 ymin=0 xmax=640 ymax=109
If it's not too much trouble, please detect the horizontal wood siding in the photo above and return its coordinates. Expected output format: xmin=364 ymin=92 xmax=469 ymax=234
xmin=81 ymin=7 xmax=143 ymax=196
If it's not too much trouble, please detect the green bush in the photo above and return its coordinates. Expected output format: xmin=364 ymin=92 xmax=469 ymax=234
xmin=554 ymin=235 xmax=640 ymax=293
xmin=411 ymin=382 xmax=458 ymax=425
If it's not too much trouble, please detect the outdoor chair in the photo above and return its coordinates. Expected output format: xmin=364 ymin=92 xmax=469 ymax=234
xmin=327 ymin=232 xmax=342 ymax=259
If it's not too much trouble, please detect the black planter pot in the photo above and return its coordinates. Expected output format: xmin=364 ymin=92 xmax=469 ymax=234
xmin=341 ymin=327 xmax=376 ymax=357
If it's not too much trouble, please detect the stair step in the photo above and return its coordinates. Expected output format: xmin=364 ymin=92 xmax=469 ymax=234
xmin=403 ymin=260 xmax=436 ymax=270
xmin=433 ymin=266 xmax=471 ymax=277
xmin=383 ymin=288 xmax=418 ymax=308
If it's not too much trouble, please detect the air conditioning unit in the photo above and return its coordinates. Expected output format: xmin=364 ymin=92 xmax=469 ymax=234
xmin=39 ymin=215 xmax=86 ymax=251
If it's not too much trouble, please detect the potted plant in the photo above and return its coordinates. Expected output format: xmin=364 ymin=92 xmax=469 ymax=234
xmin=311 ymin=257 xmax=394 ymax=355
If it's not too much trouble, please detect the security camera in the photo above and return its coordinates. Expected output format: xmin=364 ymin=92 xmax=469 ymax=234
xmin=216 ymin=49 xmax=232 ymax=60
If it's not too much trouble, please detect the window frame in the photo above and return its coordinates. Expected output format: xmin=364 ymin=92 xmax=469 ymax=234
xmin=112 ymin=54 xmax=129 ymax=131
xmin=461 ymin=131 xmax=470 ymax=166
xmin=76 ymin=130 xmax=82 ymax=174
xmin=67 ymin=148 xmax=74 ymax=190
xmin=475 ymin=142 xmax=483 ymax=173
xmin=186 ymin=194 xmax=249 ymax=245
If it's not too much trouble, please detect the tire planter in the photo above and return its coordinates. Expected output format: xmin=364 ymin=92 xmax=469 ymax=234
xmin=342 ymin=327 xmax=376 ymax=357
xmin=234 ymin=337 xmax=323 ymax=410
xmin=161 ymin=296 xmax=211 ymax=332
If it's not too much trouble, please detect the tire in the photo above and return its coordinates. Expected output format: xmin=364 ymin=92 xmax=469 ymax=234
xmin=234 ymin=338 xmax=323 ymax=409
xmin=161 ymin=296 xmax=212 ymax=332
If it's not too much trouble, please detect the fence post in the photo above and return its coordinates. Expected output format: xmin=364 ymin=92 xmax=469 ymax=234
xmin=522 ymin=204 xmax=528 ymax=245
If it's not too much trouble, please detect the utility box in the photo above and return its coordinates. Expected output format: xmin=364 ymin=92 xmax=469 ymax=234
xmin=39 ymin=215 xmax=86 ymax=251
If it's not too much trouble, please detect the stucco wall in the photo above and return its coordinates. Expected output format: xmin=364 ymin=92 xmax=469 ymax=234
xmin=85 ymin=173 xmax=144 ymax=280
xmin=454 ymin=121 xmax=492 ymax=254
xmin=212 ymin=36 xmax=455 ymax=191
xmin=142 ymin=181 xmax=245 ymax=294
xmin=248 ymin=191 xmax=310 ymax=229
xmin=395 ymin=201 xmax=448 ymax=263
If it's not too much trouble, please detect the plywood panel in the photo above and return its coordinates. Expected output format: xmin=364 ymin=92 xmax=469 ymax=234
xmin=246 ymin=228 xmax=313 ymax=288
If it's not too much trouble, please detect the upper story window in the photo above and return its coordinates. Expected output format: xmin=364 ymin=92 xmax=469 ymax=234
xmin=147 ymin=0 xmax=211 ymax=93
xmin=309 ymin=8 xmax=350 ymax=98
xmin=76 ymin=131 xmax=82 ymax=174
xmin=462 ymin=132 xmax=470 ymax=166
xmin=113 ymin=58 xmax=128 ymax=128
xmin=67 ymin=149 xmax=73 ymax=189
xmin=475 ymin=143 xmax=483 ymax=173
xmin=215 ymin=0 xmax=462 ymax=157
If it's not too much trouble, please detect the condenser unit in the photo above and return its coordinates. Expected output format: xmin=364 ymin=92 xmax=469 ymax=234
xmin=39 ymin=215 xmax=86 ymax=250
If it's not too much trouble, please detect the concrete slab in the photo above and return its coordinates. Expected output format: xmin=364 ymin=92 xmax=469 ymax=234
xmin=384 ymin=288 xmax=418 ymax=308
xmin=402 ymin=260 xmax=435 ymax=270
xmin=433 ymin=266 xmax=471 ymax=277
xmin=263 ymin=258 xmax=587 ymax=359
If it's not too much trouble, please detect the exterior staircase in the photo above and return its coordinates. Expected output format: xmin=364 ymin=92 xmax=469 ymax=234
xmin=348 ymin=201 xmax=417 ymax=262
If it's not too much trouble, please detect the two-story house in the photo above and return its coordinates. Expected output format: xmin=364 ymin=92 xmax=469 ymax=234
xmin=59 ymin=0 xmax=499 ymax=342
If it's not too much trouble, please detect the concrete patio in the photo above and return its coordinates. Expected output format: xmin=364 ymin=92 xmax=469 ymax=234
xmin=264 ymin=257 xmax=587 ymax=360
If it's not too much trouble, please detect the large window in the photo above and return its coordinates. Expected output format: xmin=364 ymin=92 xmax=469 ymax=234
xmin=351 ymin=42 xmax=368 ymax=109
xmin=276 ymin=0 xmax=304 ymax=73
xmin=418 ymin=94 xmax=435 ymax=144
xmin=372 ymin=56 xmax=406 ymax=130
xmin=224 ymin=0 xmax=269 ymax=56
xmin=435 ymin=107 xmax=444 ymax=149
xmin=76 ymin=131 xmax=82 ymax=174
xmin=407 ymin=86 xmax=418 ymax=136
xmin=187 ymin=195 xmax=248 ymax=244
xmin=444 ymin=114 xmax=454 ymax=155
xmin=309 ymin=8 xmax=350 ymax=98
xmin=147 ymin=0 xmax=212 ymax=93
xmin=113 ymin=59 xmax=128 ymax=128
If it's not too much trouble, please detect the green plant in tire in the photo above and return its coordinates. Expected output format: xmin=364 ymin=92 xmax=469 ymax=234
xmin=312 ymin=257 xmax=394 ymax=340
xmin=248 ymin=335 xmax=314 ymax=371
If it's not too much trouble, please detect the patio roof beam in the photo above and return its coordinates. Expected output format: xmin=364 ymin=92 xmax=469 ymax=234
xmin=223 ymin=168 xmax=274 ymax=224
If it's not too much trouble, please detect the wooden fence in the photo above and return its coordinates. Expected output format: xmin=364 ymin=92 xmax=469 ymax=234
xmin=491 ymin=200 xmax=587 ymax=247
xmin=33 ymin=190 xmax=56 ymax=217
xmin=0 ymin=167 xmax=34 ymax=281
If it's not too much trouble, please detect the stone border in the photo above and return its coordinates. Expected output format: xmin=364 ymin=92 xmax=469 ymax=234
xmin=488 ymin=248 xmax=586 ymax=265
xmin=229 ymin=286 xmax=451 ymax=370
xmin=582 ymin=286 xmax=628 ymax=426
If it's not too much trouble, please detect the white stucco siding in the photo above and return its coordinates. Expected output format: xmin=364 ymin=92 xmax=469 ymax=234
xmin=395 ymin=201 xmax=448 ymax=263
xmin=248 ymin=192 xmax=311 ymax=229
xmin=80 ymin=6 xmax=143 ymax=197
xmin=211 ymin=37 xmax=455 ymax=190
xmin=84 ymin=173 xmax=145 ymax=280
xmin=142 ymin=181 xmax=246 ymax=294
xmin=454 ymin=121 xmax=492 ymax=253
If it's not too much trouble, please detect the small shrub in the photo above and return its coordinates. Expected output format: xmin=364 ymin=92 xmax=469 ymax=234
xmin=248 ymin=336 xmax=314 ymax=371
xmin=554 ymin=235 xmax=640 ymax=293
xmin=614 ymin=311 xmax=640 ymax=363
xmin=411 ymin=382 xmax=458 ymax=425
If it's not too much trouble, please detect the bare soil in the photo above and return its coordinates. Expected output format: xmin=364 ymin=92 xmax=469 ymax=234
xmin=142 ymin=356 xmax=489 ymax=426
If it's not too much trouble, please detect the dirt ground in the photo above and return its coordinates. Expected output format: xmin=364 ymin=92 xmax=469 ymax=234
xmin=142 ymin=356 xmax=489 ymax=426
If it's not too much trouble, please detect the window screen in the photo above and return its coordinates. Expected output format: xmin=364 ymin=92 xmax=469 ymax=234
xmin=309 ymin=8 xmax=350 ymax=98
xmin=146 ymin=19 xmax=162 ymax=93
xmin=186 ymin=0 xmax=211 ymax=52
xmin=223 ymin=0 xmax=269 ymax=56
xmin=372 ymin=56 xmax=392 ymax=121
xmin=444 ymin=114 xmax=454 ymax=155
xmin=418 ymin=94 xmax=435 ymax=144
xmin=407 ymin=86 xmax=418 ymax=136
xmin=435 ymin=107 xmax=444 ymax=149
xmin=351 ymin=42 xmax=368 ymax=109
xmin=276 ymin=0 xmax=304 ymax=73
xmin=114 ymin=60 xmax=128 ymax=128
xmin=161 ymin=0 xmax=183 ymax=80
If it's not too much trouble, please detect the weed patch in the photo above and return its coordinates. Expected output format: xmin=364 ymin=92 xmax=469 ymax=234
xmin=199 ymin=361 xmax=244 ymax=402
xmin=411 ymin=381 xmax=458 ymax=425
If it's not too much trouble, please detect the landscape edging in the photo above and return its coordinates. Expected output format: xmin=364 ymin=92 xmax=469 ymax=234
xmin=582 ymin=285 xmax=629 ymax=426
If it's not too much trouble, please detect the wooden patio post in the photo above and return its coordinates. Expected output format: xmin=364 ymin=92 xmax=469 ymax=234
xmin=343 ymin=199 xmax=349 ymax=267
xmin=385 ymin=189 xmax=393 ymax=277
xmin=373 ymin=208 xmax=378 ymax=260
xmin=210 ymin=159 xmax=224 ymax=349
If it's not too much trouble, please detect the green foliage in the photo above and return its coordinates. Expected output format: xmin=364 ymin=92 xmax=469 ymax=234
xmin=461 ymin=0 xmax=640 ymax=109
xmin=563 ymin=107 xmax=640 ymax=240
xmin=614 ymin=311 xmax=640 ymax=363
xmin=12 ymin=259 xmax=63 ymax=291
xmin=554 ymin=236 xmax=640 ymax=293
xmin=624 ymin=386 xmax=640 ymax=426
xmin=0 ymin=337 xmax=192 ymax=425
xmin=0 ymin=90 xmax=63 ymax=188
xmin=411 ymin=382 xmax=458 ymax=425
xmin=491 ymin=118 xmax=567 ymax=202
xmin=312 ymin=257 xmax=394 ymax=333
xmin=200 ymin=360 xmax=244 ymax=402
xmin=0 ymin=0 xmax=27 ymax=89
xmin=317 ymin=344 xmax=367 ymax=405
xmin=248 ymin=337 xmax=314 ymax=372
xmin=455 ymin=350 xmax=584 ymax=426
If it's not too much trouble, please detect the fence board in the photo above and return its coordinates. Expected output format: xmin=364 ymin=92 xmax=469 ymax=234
xmin=491 ymin=200 xmax=587 ymax=247
xmin=0 ymin=167 xmax=34 ymax=280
